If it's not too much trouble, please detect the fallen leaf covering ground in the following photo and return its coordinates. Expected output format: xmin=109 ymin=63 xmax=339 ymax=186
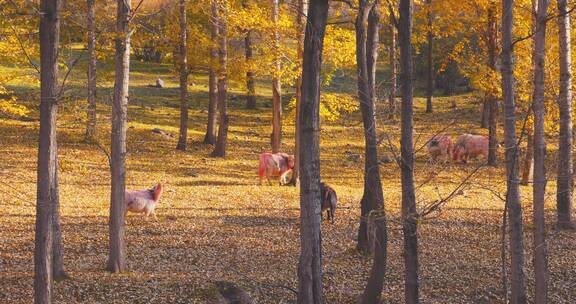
xmin=1 ymin=60 xmax=576 ymax=303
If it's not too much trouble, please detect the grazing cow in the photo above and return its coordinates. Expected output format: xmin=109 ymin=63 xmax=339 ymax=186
xmin=258 ymin=152 xmax=295 ymax=185
xmin=452 ymin=134 xmax=489 ymax=163
xmin=320 ymin=183 xmax=337 ymax=223
xmin=427 ymin=135 xmax=453 ymax=163
xmin=125 ymin=183 xmax=163 ymax=221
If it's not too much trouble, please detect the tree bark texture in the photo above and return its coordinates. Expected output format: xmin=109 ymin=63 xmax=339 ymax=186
xmin=243 ymin=0 xmax=257 ymax=109
xmin=399 ymin=0 xmax=419 ymax=302
xmin=501 ymin=0 xmax=528 ymax=302
xmin=297 ymin=1 xmax=328 ymax=303
xmin=204 ymin=0 xmax=219 ymax=145
xmin=487 ymin=5 xmax=498 ymax=166
xmin=425 ymin=0 xmax=433 ymax=113
xmin=176 ymin=0 xmax=189 ymax=151
xmin=532 ymin=0 xmax=549 ymax=302
xmin=107 ymin=0 xmax=131 ymax=273
xmin=521 ymin=132 xmax=534 ymax=185
xmin=212 ymin=0 xmax=229 ymax=157
xmin=556 ymin=0 xmax=574 ymax=229
xmin=35 ymin=0 xmax=61 ymax=301
xmin=388 ymin=13 xmax=397 ymax=118
xmin=271 ymin=0 xmax=282 ymax=153
xmin=85 ymin=0 xmax=97 ymax=139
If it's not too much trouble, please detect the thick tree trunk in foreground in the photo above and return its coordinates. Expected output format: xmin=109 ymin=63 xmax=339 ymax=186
xmin=532 ymin=0 xmax=549 ymax=302
xmin=501 ymin=0 xmax=527 ymax=302
xmin=399 ymin=0 xmax=419 ymax=302
xmin=212 ymin=1 xmax=229 ymax=157
xmin=487 ymin=5 xmax=498 ymax=166
xmin=290 ymin=0 xmax=308 ymax=186
xmin=85 ymin=0 xmax=97 ymax=140
xmin=176 ymin=0 xmax=189 ymax=151
xmin=204 ymin=1 xmax=219 ymax=145
xmin=425 ymin=0 xmax=433 ymax=113
xmin=297 ymin=1 xmax=328 ymax=302
xmin=388 ymin=13 xmax=397 ymax=118
xmin=271 ymin=0 xmax=282 ymax=153
xmin=556 ymin=0 xmax=574 ymax=229
xmin=107 ymin=0 xmax=131 ymax=273
xmin=35 ymin=0 xmax=61 ymax=301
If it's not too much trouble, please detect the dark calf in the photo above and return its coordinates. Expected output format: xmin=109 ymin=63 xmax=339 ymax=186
xmin=320 ymin=183 xmax=337 ymax=223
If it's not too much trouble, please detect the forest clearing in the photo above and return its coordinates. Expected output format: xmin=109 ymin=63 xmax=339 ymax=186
xmin=2 ymin=0 xmax=576 ymax=303
xmin=1 ymin=60 xmax=575 ymax=302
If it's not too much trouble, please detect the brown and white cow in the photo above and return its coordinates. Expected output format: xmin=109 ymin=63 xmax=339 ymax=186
xmin=258 ymin=152 xmax=295 ymax=185
xmin=427 ymin=135 xmax=453 ymax=163
xmin=452 ymin=134 xmax=489 ymax=163
xmin=125 ymin=183 xmax=163 ymax=221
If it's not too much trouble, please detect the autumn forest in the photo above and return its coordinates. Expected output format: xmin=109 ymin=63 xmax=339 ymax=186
xmin=1 ymin=0 xmax=576 ymax=303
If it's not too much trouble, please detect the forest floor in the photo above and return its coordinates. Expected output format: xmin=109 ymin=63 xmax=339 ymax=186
xmin=1 ymin=59 xmax=576 ymax=303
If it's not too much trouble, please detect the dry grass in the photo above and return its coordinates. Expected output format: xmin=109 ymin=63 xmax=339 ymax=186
xmin=1 ymin=61 xmax=575 ymax=303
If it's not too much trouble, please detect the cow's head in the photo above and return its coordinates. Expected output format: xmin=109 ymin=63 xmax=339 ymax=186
xmin=286 ymin=155 xmax=295 ymax=169
xmin=452 ymin=144 xmax=464 ymax=161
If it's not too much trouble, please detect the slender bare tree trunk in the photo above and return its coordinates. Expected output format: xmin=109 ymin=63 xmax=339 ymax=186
xmin=360 ymin=5 xmax=388 ymax=294
xmin=425 ymin=0 xmax=433 ymax=113
xmin=521 ymin=132 xmax=534 ymax=185
xmin=204 ymin=1 xmax=219 ymax=145
xmin=356 ymin=0 xmax=388 ymax=280
xmin=399 ymin=0 xmax=419 ymax=302
xmin=297 ymin=1 xmax=328 ymax=303
xmin=290 ymin=0 xmax=308 ymax=186
xmin=532 ymin=0 xmax=549 ymax=302
xmin=487 ymin=4 xmax=498 ymax=166
xmin=556 ymin=0 xmax=574 ymax=229
xmin=501 ymin=0 xmax=527 ymax=302
xmin=85 ymin=0 xmax=97 ymax=140
xmin=356 ymin=0 xmax=386 ymax=258
xmin=212 ymin=0 xmax=229 ymax=157
xmin=35 ymin=0 xmax=61 ymax=301
xmin=243 ymin=0 xmax=257 ymax=109
xmin=388 ymin=12 xmax=397 ymax=118
xmin=107 ymin=0 xmax=131 ymax=273
xmin=271 ymin=0 xmax=282 ymax=153
xmin=176 ymin=0 xmax=189 ymax=151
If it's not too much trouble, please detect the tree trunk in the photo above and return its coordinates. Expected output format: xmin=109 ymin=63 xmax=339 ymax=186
xmin=290 ymin=0 xmax=308 ymax=186
xmin=399 ymin=0 xmax=419 ymax=302
xmin=243 ymin=0 xmax=257 ymax=109
xmin=361 ymin=212 xmax=387 ymax=304
xmin=107 ymin=0 xmax=131 ymax=273
xmin=501 ymin=0 xmax=528 ymax=302
xmin=521 ymin=132 xmax=534 ymax=185
xmin=297 ymin=1 xmax=328 ymax=303
xmin=85 ymin=0 xmax=97 ymax=140
xmin=532 ymin=0 xmax=549 ymax=302
xmin=271 ymin=0 xmax=282 ymax=153
xmin=487 ymin=4 xmax=498 ymax=166
xmin=212 ymin=0 xmax=229 ymax=158
xmin=35 ymin=0 xmax=61 ymax=301
xmin=556 ymin=0 xmax=574 ymax=229
xmin=356 ymin=0 xmax=386 ymax=257
xmin=425 ymin=0 xmax=433 ymax=113
xmin=360 ymin=8 xmax=388 ymax=302
xmin=481 ymin=99 xmax=489 ymax=128
xmin=176 ymin=0 xmax=189 ymax=151
xmin=204 ymin=1 xmax=219 ymax=145
xmin=51 ymin=166 xmax=67 ymax=281
xmin=388 ymin=12 xmax=397 ymax=119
